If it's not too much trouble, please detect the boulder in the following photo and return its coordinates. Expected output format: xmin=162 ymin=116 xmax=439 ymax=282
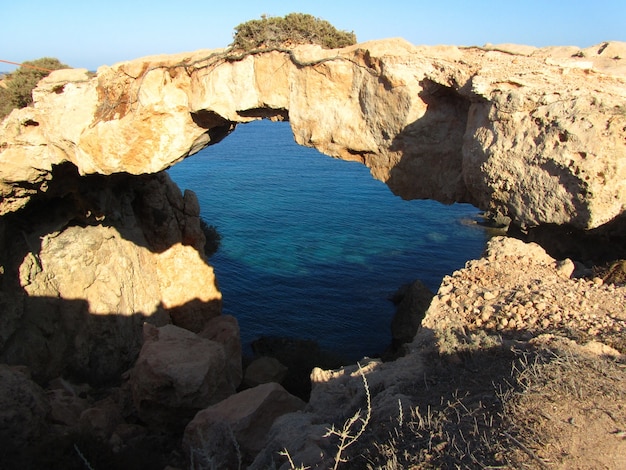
xmin=183 ymin=382 xmax=305 ymax=467
xmin=47 ymin=387 xmax=90 ymax=428
xmin=249 ymin=412 xmax=330 ymax=470
xmin=199 ymin=314 xmax=243 ymax=389
xmin=79 ymin=397 xmax=124 ymax=441
xmin=243 ymin=356 xmax=288 ymax=388
xmin=0 ymin=365 xmax=50 ymax=451
xmin=130 ymin=323 xmax=238 ymax=429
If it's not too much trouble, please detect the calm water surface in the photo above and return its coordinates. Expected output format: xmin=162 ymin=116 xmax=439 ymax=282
xmin=168 ymin=120 xmax=489 ymax=360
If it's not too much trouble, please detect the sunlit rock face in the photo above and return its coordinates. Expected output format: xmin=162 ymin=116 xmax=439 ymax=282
xmin=0 ymin=38 xmax=625 ymax=384
xmin=2 ymin=39 xmax=625 ymax=228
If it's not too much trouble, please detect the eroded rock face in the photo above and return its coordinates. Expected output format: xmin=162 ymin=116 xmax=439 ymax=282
xmin=0 ymin=168 xmax=222 ymax=384
xmin=1 ymin=40 xmax=625 ymax=229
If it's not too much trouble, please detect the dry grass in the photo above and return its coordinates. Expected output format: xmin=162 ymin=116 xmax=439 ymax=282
xmin=332 ymin=337 xmax=626 ymax=469
xmin=503 ymin=340 xmax=626 ymax=469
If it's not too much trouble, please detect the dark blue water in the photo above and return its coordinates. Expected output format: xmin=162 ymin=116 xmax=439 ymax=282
xmin=168 ymin=120 xmax=488 ymax=360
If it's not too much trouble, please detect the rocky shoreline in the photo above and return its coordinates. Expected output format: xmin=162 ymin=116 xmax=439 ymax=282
xmin=2 ymin=235 xmax=625 ymax=469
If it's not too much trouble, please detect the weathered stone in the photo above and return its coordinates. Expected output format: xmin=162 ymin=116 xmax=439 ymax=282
xmin=556 ymin=258 xmax=576 ymax=278
xmin=183 ymin=382 xmax=305 ymax=467
xmin=198 ymin=315 xmax=243 ymax=389
xmin=155 ymin=243 xmax=222 ymax=332
xmin=47 ymin=387 xmax=90 ymax=428
xmin=0 ymin=365 xmax=50 ymax=450
xmin=130 ymin=323 xmax=237 ymax=429
xmin=78 ymin=397 xmax=124 ymax=441
xmin=249 ymin=412 xmax=330 ymax=470
xmin=243 ymin=356 xmax=288 ymax=388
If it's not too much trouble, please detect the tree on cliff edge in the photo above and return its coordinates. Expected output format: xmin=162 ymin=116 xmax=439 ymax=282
xmin=0 ymin=57 xmax=68 ymax=119
xmin=230 ymin=13 xmax=357 ymax=52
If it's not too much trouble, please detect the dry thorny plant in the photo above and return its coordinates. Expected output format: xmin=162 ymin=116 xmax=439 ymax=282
xmin=183 ymin=340 xmax=625 ymax=469
xmin=300 ymin=341 xmax=626 ymax=469
xmin=280 ymin=363 xmax=372 ymax=470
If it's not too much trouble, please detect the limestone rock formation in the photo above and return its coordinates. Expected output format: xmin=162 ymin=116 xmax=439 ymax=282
xmin=1 ymin=40 xmax=625 ymax=230
xmin=0 ymin=168 xmax=222 ymax=384
xmin=1 ymin=38 xmax=624 ymax=388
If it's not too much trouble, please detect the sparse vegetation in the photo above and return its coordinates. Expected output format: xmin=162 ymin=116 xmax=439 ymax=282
xmin=323 ymin=364 xmax=371 ymax=470
xmin=0 ymin=84 xmax=11 ymax=119
xmin=0 ymin=57 xmax=69 ymax=119
xmin=230 ymin=13 xmax=356 ymax=52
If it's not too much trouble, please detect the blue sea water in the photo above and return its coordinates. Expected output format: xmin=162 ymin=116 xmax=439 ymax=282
xmin=168 ymin=120 xmax=489 ymax=360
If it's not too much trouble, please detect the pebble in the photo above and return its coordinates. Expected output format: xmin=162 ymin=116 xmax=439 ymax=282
xmin=483 ymin=291 xmax=496 ymax=301
xmin=439 ymin=283 xmax=453 ymax=295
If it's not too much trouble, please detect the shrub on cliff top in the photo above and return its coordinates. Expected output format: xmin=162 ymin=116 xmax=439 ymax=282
xmin=230 ymin=13 xmax=357 ymax=52
xmin=0 ymin=57 xmax=68 ymax=119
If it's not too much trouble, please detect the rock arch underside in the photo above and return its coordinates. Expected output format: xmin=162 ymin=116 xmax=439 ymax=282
xmin=1 ymin=39 xmax=626 ymax=468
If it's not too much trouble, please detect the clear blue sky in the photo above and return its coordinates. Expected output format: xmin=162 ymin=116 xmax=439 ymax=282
xmin=2 ymin=0 xmax=624 ymax=71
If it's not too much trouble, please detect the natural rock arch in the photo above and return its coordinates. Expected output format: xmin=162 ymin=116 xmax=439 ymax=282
xmin=0 ymin=38 xmax=625 ymax=384
xmin=2 ymin=38 xmax=625 ymax=229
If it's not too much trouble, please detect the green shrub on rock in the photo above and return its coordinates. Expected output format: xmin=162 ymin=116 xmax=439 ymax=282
xmin=0 ymin=85 xmax=12 ymax=120
xmin=230 ymin=13 xmax=357 ymax=52
xmin=0 ymin=57 xmax=68 ymax=119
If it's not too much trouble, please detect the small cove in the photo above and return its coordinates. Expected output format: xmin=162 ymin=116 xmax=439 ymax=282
xmin=168 ymin=120 xmax=490 ymax=360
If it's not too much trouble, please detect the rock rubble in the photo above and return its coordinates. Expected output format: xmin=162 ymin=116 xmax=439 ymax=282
xmin=425 ymin=236 xmax=626 ymax=354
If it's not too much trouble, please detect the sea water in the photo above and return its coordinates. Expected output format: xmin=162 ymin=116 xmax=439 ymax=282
xmin=168 ymin=119 xmax=489 ymax=360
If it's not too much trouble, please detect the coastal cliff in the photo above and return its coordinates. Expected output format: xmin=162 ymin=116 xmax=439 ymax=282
xmin=1 ymin=39 xmax=625 ymax=468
